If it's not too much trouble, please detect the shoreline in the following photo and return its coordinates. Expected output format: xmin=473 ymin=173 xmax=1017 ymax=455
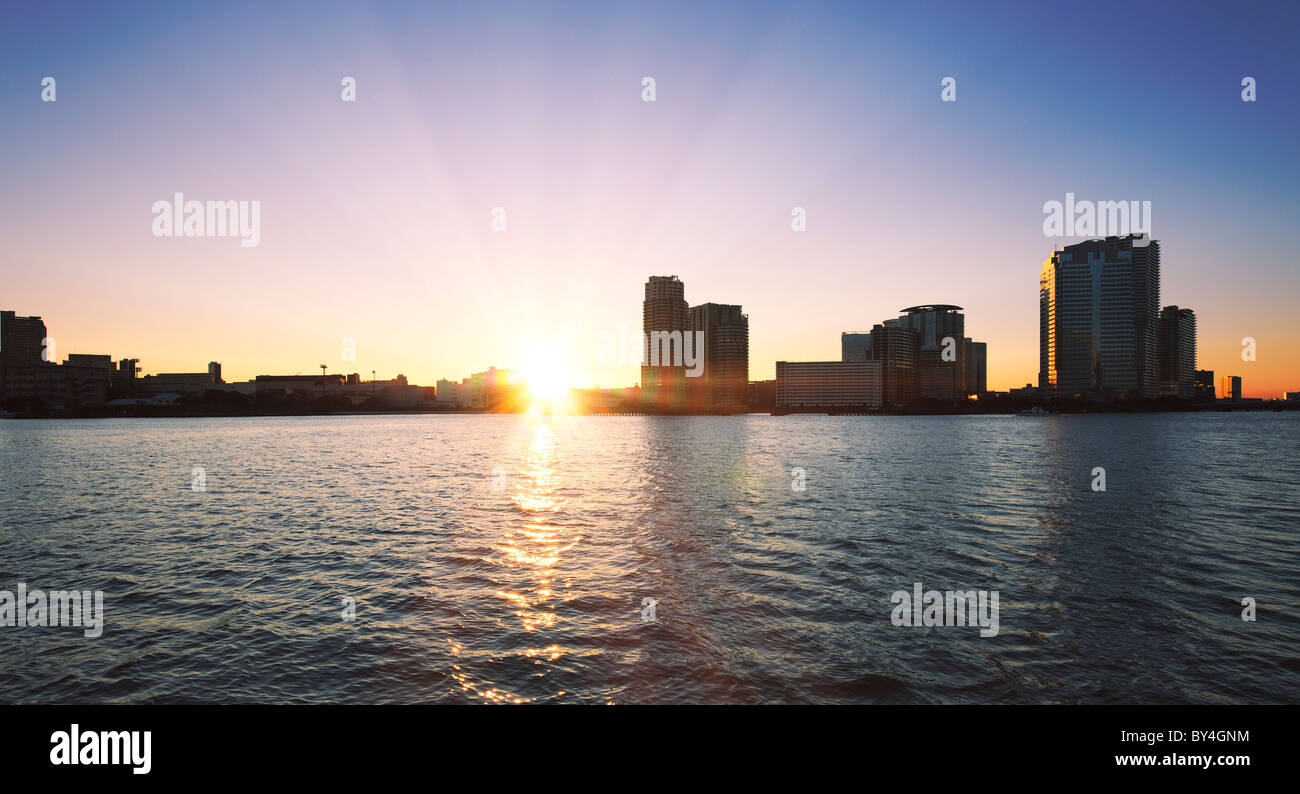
xmin=3 ymin=402 xmax=1295 ymax=420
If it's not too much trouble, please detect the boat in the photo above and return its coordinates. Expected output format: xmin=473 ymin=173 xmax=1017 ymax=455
xmin=1014 ymin=406 xmax=1057 ymax=416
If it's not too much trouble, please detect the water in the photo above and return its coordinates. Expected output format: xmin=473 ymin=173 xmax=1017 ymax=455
xmin=1 ymin=413 xmax=1297 ymax=704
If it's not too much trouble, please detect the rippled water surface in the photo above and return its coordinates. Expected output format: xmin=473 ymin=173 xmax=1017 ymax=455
xmin=1 ymin=413 xmax=1297 ymax=704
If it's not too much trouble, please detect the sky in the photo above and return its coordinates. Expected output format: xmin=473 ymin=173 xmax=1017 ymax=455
xmin=2 ymin=0 xmax=1298 ymax=396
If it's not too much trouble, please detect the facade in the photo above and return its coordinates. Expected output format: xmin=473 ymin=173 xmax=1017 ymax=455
xmin=841 ymin=333 xmax=871 ymax=363
xmin=641 ymin=276 xmax=690 ymax=408
xmin=141 ymin=370 xmax=221 ymax=397
xmin=1194 ymin=369 xmax=1216 ymax=402
xmin=917 ymin=348 xmax=958 ymax=400
xmin=776 ymin=361 xmax=882 ymax=408
xmin=468 ymin=367 xmax=520 ymax=409
xmin=689 ymin=302 xmax=749 ymax=410
xmin=898 ymin=305 xmax=964 ymax=401
xmin=870 ymin=321 xmax=918 ymax=407
xmin=1158 ymin=306 xmax=1196 ymax=398
xmin=1221 ymin=375 xmax=1242 ymax=401
xmin=844 ymin=308 xmax=987 ymax=402
xmin=1039 ymin=234 xmax=1161 ymax=399
xmin=252 ymin=372 xmax=427 ymax=407
xmin=115 ymin=358 xmax=140 ymax=393
xmin=1 ymin=311 xmax=50 ymax=398
xmin=65 ymin=353 xmax=113 ymax=371
xmin=4 ymin=364 xmax=109 ymax=410
xmin=963 ymin=339 xmax=987 ymax=395
xmin=435 ymin=378 xmax=466 ymax=406
xmin=432 ymin=368 xmax=521 ymax=409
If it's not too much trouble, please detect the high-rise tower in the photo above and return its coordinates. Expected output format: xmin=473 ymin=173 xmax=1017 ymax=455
xmin=689 ymin=303 xmax=748 ymax=410
xmin=641 ymin=276 xmax=689 ymax=407
xmin=1158 ymin=306 xmax=1196 ymax=398
xmin=1039 ymin=234 xmax=1160 ymax=399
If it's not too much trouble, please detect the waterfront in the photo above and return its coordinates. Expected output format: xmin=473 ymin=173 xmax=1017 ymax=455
xmin=1 ymin=413 xmax=1296 ymax=704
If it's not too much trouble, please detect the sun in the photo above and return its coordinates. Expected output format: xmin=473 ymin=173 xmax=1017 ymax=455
xmin=518 ymin=341 xmax=577 ymax=410
xmin=523 ymin=367 xmax=571 ymax=402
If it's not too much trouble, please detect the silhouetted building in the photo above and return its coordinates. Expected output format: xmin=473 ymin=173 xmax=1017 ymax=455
xmin=964 ymin=339 xmax=987 ymax=395
xmin=747 ymin=379 xmax=776 ymax=411
xmin=897 ymin=305 xmax=965 ymax=401
xmin=115 ymin=358 xmax=140 ymax=394
xmin=871 ymin=321 xmax=918 ymax=407
xmin=689 ymin=303 xmax=748 ymax=410
xmin=1039 ymin=234 xmax=1160 ymax=399
xmin=1 ymin=310 xmax=49 ymax=399
xmin=641 ymin=276 xmax=690 ymax=408
xmin=1221 ymin=375 xmax=1242 ymax=401
xmin=140 ymin=364 xmax=223 ymax=397
xmin=64 ymin=354 xmax=113 ymax=372
xmin=1195 ymin=369 xmax=1215 ymax=402
xmin=4 ymin=364 xmax=109 ymax=410
xmin=1158 ymin=306 xmax=1196 ymax=398
xmin=776 ymin=361 xmax=882 ymax=408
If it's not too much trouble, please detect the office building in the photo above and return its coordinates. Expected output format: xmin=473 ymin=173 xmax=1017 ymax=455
xmin=776 ymin=361 xmax=882 ymax=408
xmin=1158 ymin=306 xmax=1196 ymax=398
xmin=871 ymin=321 xmax=918 ymax=407
xmin=1194 ymin=369 xmax=1216 ymax=402
xmin=1039 ymin=234 xmax=1161 ymax=399
xmin=4 ymin=364 xmax=109 ymax=410
xmin=689 ymin=302 xmax=749 ymax=410
xmin=841 ymin=333 xmax=872 ymax=363
xmin=898 ymin=304 xmax=964 ymax=401
xmin=1 ymin=311 xmax=49 ymax=398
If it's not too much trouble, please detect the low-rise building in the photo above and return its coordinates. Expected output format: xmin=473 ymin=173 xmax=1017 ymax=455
xmin=776 ymin=361 xmax=882 ymax=408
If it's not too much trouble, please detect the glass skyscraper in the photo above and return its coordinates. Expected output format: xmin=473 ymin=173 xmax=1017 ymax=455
xmin=1039 ymin=234 xmax=1161 ymax=399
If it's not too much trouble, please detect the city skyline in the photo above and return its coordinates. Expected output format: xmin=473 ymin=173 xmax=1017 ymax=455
xmin=1 ymin=246 xmax=1287 ymax=404
xmin=2 ymin=1 xmax=1297 ymax=396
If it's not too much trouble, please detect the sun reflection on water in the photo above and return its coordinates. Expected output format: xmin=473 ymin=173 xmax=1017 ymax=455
xmin=497 ymin=422 xmax=576 ymax=633
xmin=452 ymin=421 xmax=580 ymax=703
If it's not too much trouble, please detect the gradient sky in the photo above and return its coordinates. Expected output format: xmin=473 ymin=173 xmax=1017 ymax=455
xmin=3 ymin=0 xmax=1298 ymax=395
